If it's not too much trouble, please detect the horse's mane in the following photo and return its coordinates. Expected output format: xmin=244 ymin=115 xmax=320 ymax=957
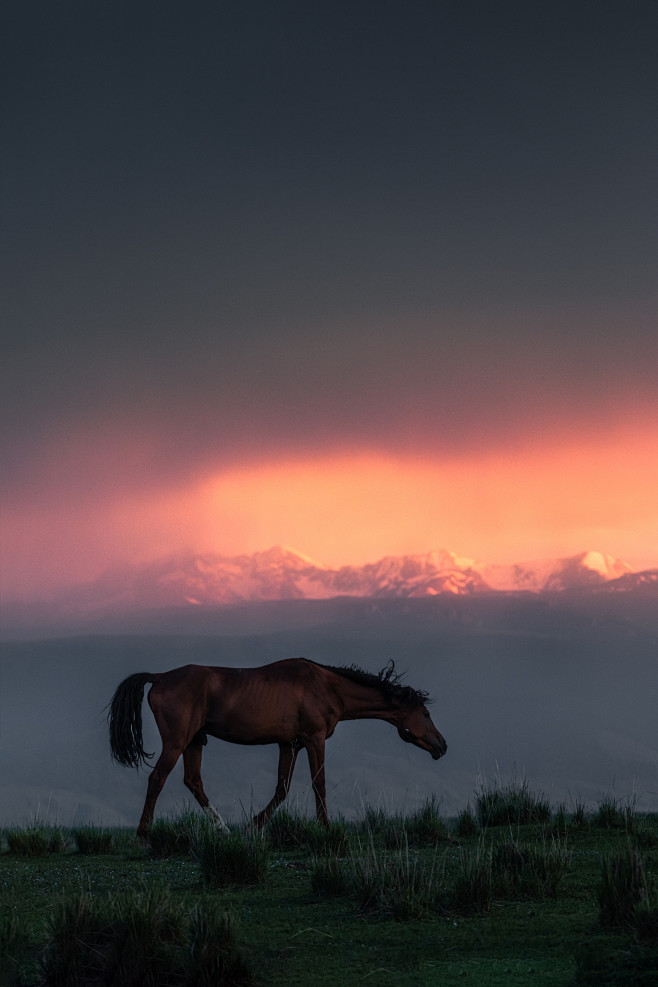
xmin=316 ymin=659 xmax=431 ymax=708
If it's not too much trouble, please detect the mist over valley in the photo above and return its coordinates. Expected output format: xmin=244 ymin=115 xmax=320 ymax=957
xmin=3 ymin=573 xmax=657 ymax=829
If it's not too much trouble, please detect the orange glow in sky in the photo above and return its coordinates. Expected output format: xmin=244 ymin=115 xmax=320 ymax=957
xmin=184 ymin=433 xmax=658 ymax=568
xmin=3 ymin=425 xmax=658 ymax=600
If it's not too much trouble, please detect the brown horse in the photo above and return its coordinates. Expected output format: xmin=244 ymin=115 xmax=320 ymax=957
xmin=108 ymin=657 xmax=447 ymax=838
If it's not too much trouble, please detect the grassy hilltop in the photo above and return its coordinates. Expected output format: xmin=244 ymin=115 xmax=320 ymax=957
xmin=3 ymin=782 xmax=658 ymax=986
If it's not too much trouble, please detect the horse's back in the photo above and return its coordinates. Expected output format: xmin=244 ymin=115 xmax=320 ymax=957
xmin=147 ymin=658 xmax=334 ymax=739
xmin=148 ymin=662 xmax=221 ymax=694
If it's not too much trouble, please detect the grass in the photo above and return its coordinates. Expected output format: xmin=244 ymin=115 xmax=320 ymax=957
xmin=450 ymin=833 xmax=571 ymax=915
xmin=454 ymin=805 xmax=479 ymax=838
xmin=592 ymin=794 xmax=638 ymax=832
xmin=346 ymin=831 xmax=445 ymax=919
xmin=0 ymin=913 xmax=32 ymax=986
xmin=3 ymin=784 xmax=658 ymax=986
xmin=597 ymin=844 xmax=653 ymax=929
xmin=491 ymin=836 xmax=572 ymax=898
xmin=265 ymin=810 xmax=349 ymax=856
xmin=381 ymin=796 xmax=450 ymax=850
xmin=72 ymin=825 xmax=114 ymax=855
xmin=38 ymin=886 xmax=252 ymax=986
xmin=309 ymin=853 xmax=350 ymax=898
xmin=452 ymin=839 xmax=494 ymax=913
xmin=146 ymin=811 xmax=215 ymax=858
xmin=5 ymin=825 xmax=67 ymax=857
xmin=475 ymin=778 xmax=551 ymax=827
xmin=194 ymin=827 xmax=270 ymax=888
xmin=265 ymin=809 xmax=315 ymax=849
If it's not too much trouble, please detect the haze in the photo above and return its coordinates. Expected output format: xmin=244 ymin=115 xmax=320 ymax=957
xmin=2 ymin=594 xmax=657 ymax=827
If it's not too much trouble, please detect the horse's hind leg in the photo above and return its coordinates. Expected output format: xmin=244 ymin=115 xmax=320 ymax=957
xmin=182 ymin=741 xmax=229 ymax=834
xmin=137 ymin=745 xmax=182 ymax=840
xmin=252 ymin=741 xmax=300 ymax=829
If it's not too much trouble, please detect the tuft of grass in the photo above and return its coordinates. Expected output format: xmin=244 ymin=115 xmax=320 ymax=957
xmin=147 ymin=811 xmax=221 ymax=858
xmin=265 ymin=811 xmax=349 ymax=855
xmin=307 ymin=819 xmax=350 ymax=856
xmin=451 ymin=834 xmax=571 ymax=911
xmin=186 ymin=904 xmax=253 ymax=986
xmin=106 ymin=827 xmax=143 ymax=858
xmin=310 ymin=854 xmax=351 ymax=898
xmin=194 ymin=828 xmax=270 ymax=889
xmin=39 ymin=887 xmax=252 ymax=986
xmin=348 ymin=835 xmax=443 ymax=920
xmin=6 ymin=825 xmax=67 ymax=857
xmin=381 ymin=815 xmax=408 ymax=851
xmin=597 ymin=846 xmax=647 ymax=928
xmin=454 ymin=805 xmax=478 ymax=838
xmin=475 ymin=779 xmax=551 ymax=828
xmin=491 ymin=837 xmax=571 ymax=898
xmin=265 ymin=809 xmax=314 ymax=849
xmin=96 ymin=886 xmax=184 ymax=987
xmin=452 ymin=842 xmax=494 ymax=914
xmin=148 ymin=816 xmax=194 ymax=858
xmin=379 ymin=798 xmax=448 ymax=851
xmin=593 ymin=795 xmax=637 ymax=832
xmin=404 ymin=796 xmax=449 ymax=846
xmin=550 ymin=804 xmax=568 ymax=837
xmin=360 ymin=805 xmax=389 ymax=834
xmin=40 ymin=892 xmax=113 ymax=986
xmin=72 ymin=825 xmax=114 ymax=855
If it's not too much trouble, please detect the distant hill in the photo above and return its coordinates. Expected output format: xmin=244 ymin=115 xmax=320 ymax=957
xmin=4 ymin=545 xmax=657 ymax=640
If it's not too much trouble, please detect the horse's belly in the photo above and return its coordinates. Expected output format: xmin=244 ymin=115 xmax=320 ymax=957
xmin=205 ymin=719 xmax=297 ymax=746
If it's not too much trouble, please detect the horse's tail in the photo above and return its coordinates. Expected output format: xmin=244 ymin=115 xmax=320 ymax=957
xmin=108 ymin=672 xmax=159 ymax=769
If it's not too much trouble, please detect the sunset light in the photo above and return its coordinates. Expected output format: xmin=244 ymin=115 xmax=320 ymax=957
xmin=4 ymin=425 xmax=657 ymax=601
xmin=175 ymin=430 xmax=658 ymax=569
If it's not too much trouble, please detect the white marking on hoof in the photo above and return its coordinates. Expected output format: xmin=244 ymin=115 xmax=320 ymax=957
xmin=204 ymin=803 xmax=230 ymax=834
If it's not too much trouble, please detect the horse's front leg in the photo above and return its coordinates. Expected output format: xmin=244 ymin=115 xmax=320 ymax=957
xmin=252 ymin=741 xmax=300 ymax=829
xmin=304 ymin=736 xmax=329 ymax=827
xmin=182 ymin=742 xmax=229 ymax=834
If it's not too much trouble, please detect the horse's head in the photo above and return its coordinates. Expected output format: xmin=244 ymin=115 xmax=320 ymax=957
xmin=396 ymin=704 xmax=447 ymax=760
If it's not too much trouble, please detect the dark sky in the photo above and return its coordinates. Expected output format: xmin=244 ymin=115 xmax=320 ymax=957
xmin=3 ymin=1 xmax=658 ymax=593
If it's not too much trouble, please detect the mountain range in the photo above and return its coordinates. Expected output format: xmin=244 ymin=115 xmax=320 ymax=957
xmin=47 ymin=545 xmax=657 ymax=614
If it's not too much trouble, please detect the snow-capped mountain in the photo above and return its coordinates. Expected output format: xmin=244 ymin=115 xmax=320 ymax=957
xmin=51 ymin=546 xmax=642 ymax=613
xmin=475 ymin=550 xmax=633 ymax=593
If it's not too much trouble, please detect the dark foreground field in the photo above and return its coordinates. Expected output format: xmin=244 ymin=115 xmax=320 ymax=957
xmin=2 ymin=784 xmax=658 ymax=986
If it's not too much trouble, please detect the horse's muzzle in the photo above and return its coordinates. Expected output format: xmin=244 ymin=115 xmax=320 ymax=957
xmin=398 ymin=727 xmax=447 ymax=760
xmin=431 ymin=737 xmax=448 ymax=760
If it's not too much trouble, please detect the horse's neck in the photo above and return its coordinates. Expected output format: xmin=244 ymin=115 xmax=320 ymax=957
xmin=336 ymin=680 xmax=397 ymax=723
